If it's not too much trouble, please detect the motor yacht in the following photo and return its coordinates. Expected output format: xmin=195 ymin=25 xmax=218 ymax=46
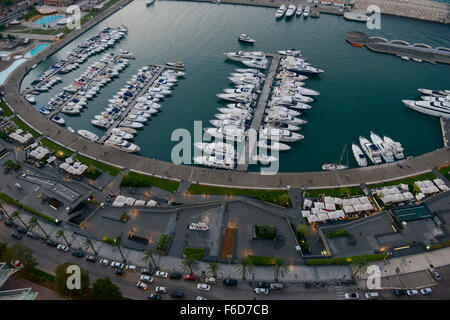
xmin=402 ymin=99 xmax=450 ymax=118
xmin=120 ymin=120 xmax=144 ymax=128
xmin=242 ymin=58 xmax=268 ymax=69
xmin=359 ymin=136 xmax=382 ymax=164
xmin=304 ymin=6 xmax=310 ymax=17
xmin=105 ymin=135 xmax=140 ymax=153
xmin=264 ymin=121 xmax=301 ymax=131
xmin=383 ymin=136 xmax=405 ymax=160
xmin=275 ymin=4 xmax=287 ymax=18
xmin=285 ymin=5 xmax=296 ymax=18
xmin=25 ymin=94 xmax=36 ymax=103
xmin=238 ymin=34 xmax=255 ymax=44
xmin=51 ymin=115 xmax=65 ymax=125
xmin=194 ymin=142 xmax=237 ymax=158
xmin=111 ymin=128 xmax=133 ymax=140
xmin=204 ymin=126 xmax=246 ymax=142
xmin=193 ymin=155 xmax=235 ymax=170
xmin=77 ymin=129 xmax=99 ymax=142
xmin=257 ymin=139 xmax=291 ymax=151
xmin=224 ymin=51 xmax=266 ymax=63
xmin=39 ymin=107 xmax=50 ymax=115
xmin=418 ymin=88 xmax=450 ymax=97
xmin=295 ymin=7 xmax=303 ymax=16
xmin=259 ymin=128 xmax=304 ymax=142
xmin=370 ymin=131 xmax=395 ymax=163
xmin=351 ymin=144 xmax=368 ymax=167
xmin=266 ymin=106 xmax=301 ymax=117
xmin=252 ymin=155 xmax=279 ymax=164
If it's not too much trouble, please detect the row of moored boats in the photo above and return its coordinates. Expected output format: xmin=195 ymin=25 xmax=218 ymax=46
xmin=402 ymin=88 xmax=450 ymax=119
xmin=276 ymin=4 xmax=310 ymax=19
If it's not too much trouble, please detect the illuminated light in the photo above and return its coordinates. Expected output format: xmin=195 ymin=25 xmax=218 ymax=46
xmin=394 ymin=246 xmax=410 ymax=250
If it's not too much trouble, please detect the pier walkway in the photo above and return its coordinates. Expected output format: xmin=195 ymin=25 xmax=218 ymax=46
xmin=236 ymin=53 xmax=280 ymax=171
xmin=441 ymin=117 xmax=450 ymax=149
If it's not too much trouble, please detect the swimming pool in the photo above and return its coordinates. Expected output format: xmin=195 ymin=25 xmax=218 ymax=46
xmin=35 ymin=15 xmax=62 ymax=26
xmin=0 ymin=59 xmax=26 ymax=86
xmin=24 ymin=43 xmax=50 ymax=58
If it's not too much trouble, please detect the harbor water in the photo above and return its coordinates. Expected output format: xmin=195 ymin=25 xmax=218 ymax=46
xmin=20 ymin=1 xmax=450 ymax=172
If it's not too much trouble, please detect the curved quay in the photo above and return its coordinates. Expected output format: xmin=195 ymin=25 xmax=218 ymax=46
xmin=3 ymin=0 xmax=449 ymax=190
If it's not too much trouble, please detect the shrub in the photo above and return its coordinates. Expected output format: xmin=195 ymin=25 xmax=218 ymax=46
xmin=183 ymin=247 xmax=205 ymax=260
xmin=247 ymin=255 xmax=277 ymax=266
xmin=327 ymin=230 xmax=349 ymax=238
xmin=157 ymin=234 xmax=171 ymax=253
xmin=305 ymin=253 xmax=386 ymax=265
xmin=119 ymin=214 xmax=129 ymax=223
xmin=255 ymin=224 xmax=276 ymax=240
xmin=5 ymin=159 xmax=21 ymax=170
xmin=0 ymin=192 xmax=58 ymax=224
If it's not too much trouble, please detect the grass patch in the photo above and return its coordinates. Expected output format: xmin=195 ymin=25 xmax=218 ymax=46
xmin=188 ymin=184 xmax=291 ymax=207
xmin=75 ymin=154 xmax=121 ymax=177
xmin=84 ymin=166 xmax=102 ymax=180
xmin=438 ymin=165 xmax=450 ymax=180
xmin=254 ymin=224 xmax=276 ymax=240
xmin=183 ymin=247 xmax=205 ymax=260
xmin=40 ymin=138 xmax=74 ymax=158
xmin=0 ymin=98 xmax=13 ymax=117
xmin=305 ymin=253 xmax=387 ymax=266
xmin=327 ymin=230 xmax=349 ymax=238
xmin=5 ymin=159 xmax=21 ymax=170
xmin=304 ymin=186 xmax=364 ymax=198
xmin=120 ymin=172 xmax=180 ymax=192
xmin=367 ymin=172 xmax=437 ymax=190
xmin=247 ymin=255 xmax=277 ymax=266
xmin=10 ymin=116 xmax=40 ymax=138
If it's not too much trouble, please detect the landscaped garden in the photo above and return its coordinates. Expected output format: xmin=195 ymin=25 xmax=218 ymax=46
xmin=120 ymin=171 xmax=180 ymax=192
xmin=183 ymin=247 xmax=205 ymax=260
xmin=75 ymin=154 xmax=121 ymax=177
xmin=304 ymin=186 xmax=364 ymax=198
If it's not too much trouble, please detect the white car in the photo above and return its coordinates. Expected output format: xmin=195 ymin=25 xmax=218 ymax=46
xmin=136 ymin=281 xmax=148 ymax=290
xmin=126 ymin=264 xmax=137 ymax=272
xmin=155 ymin=286 xmax=167 ymax=294
xmin=111 ymin=261 xmax=124 ymax=269
xmin=344 ymin=293 xmax=359 ymax=300
xmin=254 ymin=288 xmax=270 ymax=295
xmin=57 ymin=244 xmax=69 ymax=252
xmin=140 ymin=275 xmax=154 ymax=283
xmin=407 ymin=289 xmax=418 ymax=296
xmin=197 ymin=283 xmax=211 ymax=291
xmin=99 ymin=259 xmax=110 ymax=266
xmin=155 ymin=271 xmax=168 ymax=278
xmin=196 ymin=296 xmax=207 ymax=300
xmin=205 ymin=277 xmax=216 ymax=284
xmin=420 ymin=288 xmax=432 ymax=295
xmin=364 ymin=292 xmax=379 ymax=299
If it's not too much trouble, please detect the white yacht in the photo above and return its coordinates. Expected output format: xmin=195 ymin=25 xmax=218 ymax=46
xmin=322 ymin=145 xmax=349 ymax=171
xmin=278 ymin=49 xmax=302 ymax=57
xmin=257 ymin=139 xmax=291 ymax=151
xmin=120 ymin=120 xmax=144 ymax=128
xmin=352 ymin=144 xmax=367 ymax=167
xmin=264 ymin=121 xmax=301 ymax=131
xmin=242 ymin=58 xmax=268 ymax=69
xmin=51 ymin=115 xmax=65 ymax=125
xmin=402 ymin=99 xmax=450 ymax=118
xmin=111 ymin=128 xmax=133 ymax=140
xmin=252 ymin=155 xmax=279 ymax=165
xmin=25 ymin=94 xmax=36 ymax=103
xmin=383 ymin=136 xmax=405 ymax=160
xmin=77 ymin=129 xmax=99 ymax=142
xmin=303 ymin=6 xmax=310 ymax=17
xmin=39 ymin=107 xmax=50 ymax=115
xmin=359 ymin=136 xmax=382 ymax=165
xmin=264 ymin=111 xmax=306 ymax=126
xmin=224 ymin=51 xmax=265 ymax=63
xmin=370 ymin=131 xmax=395 ymax=163
xmin=421 ymin=95 xmax=450 ymax=102
xmin=193 ymin=155 xmax=235 ymax=170
xmin=194 ymin=142 xmax=237 ymax=158
xmin=238 ymin=34 xmax=255 ymax=44
xmin=105 ymin=135 xmax=140 ymax=153
xmin=204 ymin=127 xmax=246 ymax=142
xmin=418 ymin=88 xmax=450 ymax=97
xmin=275 ymin=4 xmax=287 ymax=18
xmin=285 ymin=5 xmax=296 ymax=18
xmin=295 ymin=7 xmax=303 ymax=16
xmin=259 ymin=128 xmax=304 ymax=142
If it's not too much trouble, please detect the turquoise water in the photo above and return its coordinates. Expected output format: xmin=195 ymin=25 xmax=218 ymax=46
xmin=25 ymin=43 xmax=50 ymax=58
xmin=35 ymin=15 xmax=62 ymax=26
xmin=20 ymin=1 xmax=450 ymax=172
xmin=1 ymin=59 xmax=26 ymax=85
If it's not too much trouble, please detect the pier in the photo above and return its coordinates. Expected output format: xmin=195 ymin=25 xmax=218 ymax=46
xmin=441 ymin=117 xmax=450 ymax=149
xmin=236 ymin=53 xmax=281 ymax=171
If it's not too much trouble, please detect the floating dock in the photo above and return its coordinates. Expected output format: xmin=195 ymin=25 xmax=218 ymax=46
xmin=346 ymin=31 xmax=450 ymax=64
xmin=236 ymin=53 xmax=281 ymax=171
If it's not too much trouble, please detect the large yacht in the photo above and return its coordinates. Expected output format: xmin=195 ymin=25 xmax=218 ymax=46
xmin=352 ymin=144 xmax=367 ymax=167
xmin=285 ymin=5 xmax=297 ymax=18
xmin=359 ymin=136 xmax=382 ymax=165
xmin=383 ymin=136 xmax=405 ymax=160
xmin=402 ymin=99 xmax=450 ymax=118
xmin=193 ymin=155 xmax=235 ymax=170
xmin=194 ymin=142 xmax=237 ymax=158
xmin=275 ymin=4 xmax=287 ymax=18
xmin=204 ymin=126 xmax=246 ymax=142
xmin=259 ymin=128 xmax=304 ymax=142
xmin=224 ymin=51 xmax=265 ymax=62
xmin=370 ymin=131 xmax=395 ymax=163
xmin=105 ymin=135 xmax=140 ymax=153
xmin=257 ymin=139 xmax=291 ymax=151
xmin=77 ymin=129 xmax=99 ymax=142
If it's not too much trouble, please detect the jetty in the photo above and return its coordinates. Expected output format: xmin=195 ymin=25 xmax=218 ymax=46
xmin=441 ymin=117 xmax=450 ymax=149
xmin=236 ymin=53 xmax=281 ymax=171
xmin=346 ymin=31 xmax=450 ymax=64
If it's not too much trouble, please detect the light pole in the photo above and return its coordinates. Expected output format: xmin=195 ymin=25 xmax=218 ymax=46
xmin=226 ymin=254 xmax=232 ymax=278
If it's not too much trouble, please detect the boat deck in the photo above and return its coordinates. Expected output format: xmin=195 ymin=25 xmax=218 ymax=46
xmin=236 ymin=53 xmax=280 ymax=171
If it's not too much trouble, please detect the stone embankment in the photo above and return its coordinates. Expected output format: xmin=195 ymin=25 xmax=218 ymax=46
xmin=351 ymin=0 xmax=450 ymax=24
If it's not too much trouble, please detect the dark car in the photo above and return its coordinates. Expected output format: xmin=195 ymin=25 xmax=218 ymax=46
xmin=392 ymin=289 xmax=406 ymax=297
xmin=115 ymin=268 xmax=124 ymax=276
xmin=170 ymin=291 xmax=184 ymax=299
xmin=223 ymin=278 xmax=238 ymax=286
xmin=5 ymin=220 xmax=14 ymax=227
xmin=36 ymin=236 xmax=46 ymax=243
xmin=148 ymin=294 xmax=161 ymax=300
xmin=17 ymin=227 xmax=27 ymax=234
xmin=11 ymin=232 xmax=22 ymax=240
xmin=46 ymin=240 xmax=58 ymax=247
xmin=86 ymin=255 xmax=96 ymax=263
xmin=71 ymin=250 xmax=84 ymax=258
xmin=141 ymin=268 xmax=154 ymax=275
xmin=257 ymin=282 xmax=270 ymax=289
xmin=170 ymin=272 xmax=182 ymax=279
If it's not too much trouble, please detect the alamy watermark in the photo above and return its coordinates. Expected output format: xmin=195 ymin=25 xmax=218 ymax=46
xmin=66 ymin=264 xmax=81 ymax=290
xmin=366 ymin=5 xmax=381 ymax=30
xmin=66 ymin=5 xmax=81 ymax=31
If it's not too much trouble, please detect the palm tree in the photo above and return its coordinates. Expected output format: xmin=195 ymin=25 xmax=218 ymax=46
xmin=180 ymin=256 xmax=199 ymax=276
xmin=235 ymin=257 xmax=253 ymax=281
xmin=273 ymin=258 xmax=289 ymax=282
xmin=351 ymin=257 xmax=369 ymax=279
xmin=207 ymin=261 xmax=221 ymax=278
xmin=11 ymin=210 xmax=28 ymax=229
xmin=84 ymin=238 xmax=97 ymax=256
xmin=56 ymin=230 xmax=70 ymax=246
xmin=143 ymin=249 xmax=157 ymax=269
xmin=112 ymin=237 xmax=126 ymax=262
xmin=28 ymin=216 xmax=49 ymax=238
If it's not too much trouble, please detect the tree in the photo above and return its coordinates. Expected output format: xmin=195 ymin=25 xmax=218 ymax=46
xmin=3 ymin=243 xmax=37 ymax=275
xmin=273 ymin=258 xmax=289 ymax=282
xmin=54 ymin=262 xmax=89 ymax=299
xmin=28 ymin=216 xmax=49 ymax=238
xmin=56 ymin=230 xmax=70 ymax=246
xmin=235 ymin=257 xmax=253 ymax=281
xmin=351 ymin=257 xmax=369 ymax=279
xmin=111 ymin=236 xmax=126 ymax=262
xmin=84 ymin=238 xmax=97 ymax=256
xmin=91 ymin=277 xmax=123 ymax=300
xmin=143 ymin=249 xmax=157 ymax=269
xmin=207 ymin=261 xmax=221 ymax=278
xmin=11 ymin=210 xmax=28 ymax=229
xmin=180 ymin=256 xmax=199 ymax=276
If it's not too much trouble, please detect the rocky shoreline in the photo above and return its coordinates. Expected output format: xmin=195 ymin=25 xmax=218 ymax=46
xmin=351 ymin=0 xmax=450 ymax=24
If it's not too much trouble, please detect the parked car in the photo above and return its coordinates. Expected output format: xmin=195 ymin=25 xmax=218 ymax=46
xmin=99 ymin=259 xmax=110 ymax=266
xmin=392 ymin=289 xmax=406 ymax=296
xmin=26 ymin=231 xmax=37 ymax=239
xmin=170 ymin=272 xmax=182 ymax=279
xmin=71 ymin=250 xmax=84 ymax=258
xmin=86 ymin=255 xmax=96 ymax=263
xmin=196 ymin=296 xmax=207 ymax=300
xmin=148 ymin=293 xmax=161 ymax=300
xmin=115 ymin=268 xmax=124 ymax=276
xmin=420 ymin=288 xmax=432 ymax=295
xmin=11 ymin=232 xmax=22 ymax=240
xmin=407 ymin=289 xmax=418 ymax=296
xmin=429 ymin=268 xmax=441 ymax=281
xmin=126 ymin=265 xmax=137 ymax=272
xmin=205 ymin=277 xmax=216 ymax=284
xmin=184 ymin=274 xmax=195 ymax=281
xmin=17 ymin=227 xmax=27 ymax=234
xmin=140 ymin=275 xmax=154 ymax=283
xmin=170 ymin=291 xmax=184 ymax=298
xmin=141 ymin=268 xmax=154 ymax=275
xmin=269 ymin=283 xmax=284 ymax=290
xmin=257 ymin=282 xmax=270 ymax=289
xmin=197 ymin=283 xmax=210 ymax=291
xmin=155 ymin=271 xmax=168 ymax=278
xmin=46 ymin=240 xmax=58 ymax=247
xmin=5 ymin=220 xmax=14 ymax=228
xmin=56 ymin=244 xmax=69 ymax=252
xmin=111 ymin=261 xmax=124 ymax=269
xmin=254 ymin=288 xmax=270 ymax=295
xmin=155 ymin=286 xmax=168 ymax=294
xmin=344 ymin=293 xmax=359 ymax=300
xmin=136 ymin=281 xmax=148 ymax=290
xmin=223 ymin=278 xmax=238 ymax=286
xmin=365 ymin=292 xmax=379 ymax=299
